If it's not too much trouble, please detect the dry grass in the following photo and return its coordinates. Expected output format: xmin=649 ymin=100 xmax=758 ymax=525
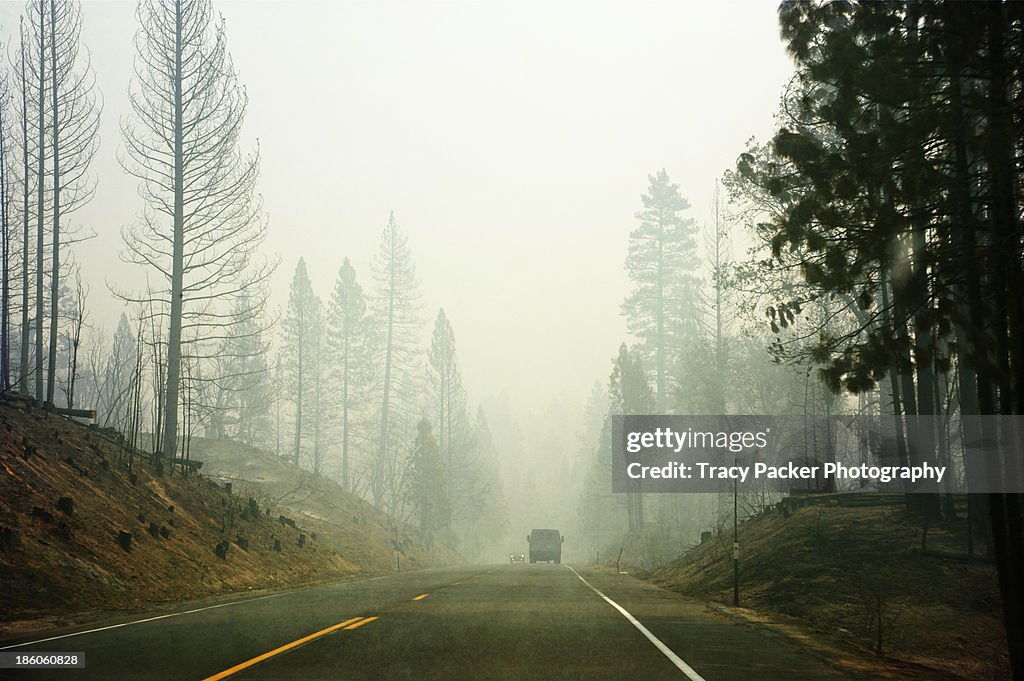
xmin=0 ymin=399 xmax=457 ymax=636
xmin=649 ymin=502 xmax=1010 ymax=680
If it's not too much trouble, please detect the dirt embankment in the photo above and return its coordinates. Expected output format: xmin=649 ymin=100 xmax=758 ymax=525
xmin=646 ymin=498 xmax=1009 ymax=680
xmin=0 ymin=397 xmax=458 ymax=637
xmin=185 ymin=436 xmax=461 ymax=573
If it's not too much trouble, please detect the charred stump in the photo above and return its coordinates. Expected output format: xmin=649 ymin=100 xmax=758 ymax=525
xmin=57 ymin=496 xmax=74 ymax=516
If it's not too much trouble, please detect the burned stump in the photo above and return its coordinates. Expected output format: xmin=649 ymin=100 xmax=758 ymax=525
xmin=118 ymin=530 xmax=133 ymax=551
xmin=32 ymin=506 xmax=55 ymax=524
xmin=57 ymin=496 xmax=74 ymax=516
xmin=0 ymin=526 xmax=14 ymax=551
xmin=215 ymin=540 xmax=230 ymax=560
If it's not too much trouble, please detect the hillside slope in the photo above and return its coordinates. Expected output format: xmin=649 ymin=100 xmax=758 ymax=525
xmin=0 ymin=397 xmax=456 ymax=637
xmin=185 ymin=436 xmax=461 ymax=572
xmin=648 ymin=498 xmax=1009 ymax=680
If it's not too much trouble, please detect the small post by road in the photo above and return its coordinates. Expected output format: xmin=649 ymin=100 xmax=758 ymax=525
xmin=733 ymin=461 xmax=739 ymax=606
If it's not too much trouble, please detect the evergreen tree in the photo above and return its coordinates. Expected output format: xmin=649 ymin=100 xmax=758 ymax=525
xmin=214 ymin=292 xmax=272 ymax=446
xmin=370 ymin=212 xmax=421 ymax=510
xmin=282 ymin=258 xmax=317 ymax=467
xmin=738 ymin=3 xmax=1024 ymax=669
xmin=428 ymin=308 xmax=460 ymax=473
xmin=609 ymin=343 xmax=653 ymax=532
xmin=410 ymin=418 xmax=449 ymax=543
xmin=326 ymin=256 xmax=371 ymax=492
xmin=622 ymin=169 xmax=700 ymax=413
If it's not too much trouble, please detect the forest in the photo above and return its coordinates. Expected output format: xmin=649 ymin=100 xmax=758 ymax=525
xmin=0 ymin=1 xmax=1021 ymax=679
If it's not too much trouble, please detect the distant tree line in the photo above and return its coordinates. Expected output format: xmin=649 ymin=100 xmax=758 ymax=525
xmin=278 ymin=214 xmax=505 ymax=551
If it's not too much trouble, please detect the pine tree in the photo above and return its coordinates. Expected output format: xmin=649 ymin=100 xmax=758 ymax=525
xmin=214 ymin=292 xmax=271 ymax=446
xmin=326 ymin=256 xmax=372 ymax=492
xmin=622 ymin=169 xmax=700 ymax=413
xmin=282 ymin=258 xmax=317 ymax=467
xmin=370 ymin=212 xmax=421 ymax=510
xmin=410 ymin=418 xmax=449 ymax=542
xmin=609 ymin=343 xmax=653 ymax=532
xmin=743 ymin=3 xmax=1024 ymax=670
xmin=428 ymin=308 xmax=460 ymax=472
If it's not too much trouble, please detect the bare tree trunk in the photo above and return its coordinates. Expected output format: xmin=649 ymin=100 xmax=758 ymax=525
xmin=18 ymin=22 xmax=30 ymax=394
xmin=160 ymin=0 xmax=184 ymax=469
xmin=66 ymin=281 xmax=84 ymax=408
xmin=34 ymin=0 xmax=46 ymax=405
xmin=655 ymin=221 xmax=664 ymax=413
xmin=0 ymin=88 xmax=9 ymax=392
xmin=341 ymin=336 xmax=349 ymax=491
xmin=983 ymin=5 xmax=1024 ymax=673
xmin=376 ymin=263 xmax=395 ymax=509
xmin=293 ymin=303 xmax=303 ymax=467
xmin=45 ymin=0 xmax=61 ymax=407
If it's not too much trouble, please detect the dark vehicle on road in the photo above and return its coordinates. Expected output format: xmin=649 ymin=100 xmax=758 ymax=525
xmin=527 ymin=528 xmax=563 ymax=563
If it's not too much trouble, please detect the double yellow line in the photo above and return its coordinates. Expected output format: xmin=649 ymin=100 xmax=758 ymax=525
xmin=202 ymin=616 xmax=379 ymax=681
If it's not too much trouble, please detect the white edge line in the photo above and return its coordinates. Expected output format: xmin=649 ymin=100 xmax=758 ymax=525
xmin=3 ymin=564 xmax=469 ymax=651
xmin=0 ymin=592 xmax=286 ymax=650
xmin=565 ymin=564 xmax=707 ymax=681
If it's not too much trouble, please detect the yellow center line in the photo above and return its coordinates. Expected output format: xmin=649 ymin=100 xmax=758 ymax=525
xmin=344 ymin=616 xmax=379 ymax=630
xmin=412 ymin=593 xmax=430 ymax=601
xmin=201 ymin=616 xmax=368 ymax=681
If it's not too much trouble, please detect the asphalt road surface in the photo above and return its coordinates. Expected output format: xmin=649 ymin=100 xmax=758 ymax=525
xmin=2 ymin=564 xmax=851 ymax=680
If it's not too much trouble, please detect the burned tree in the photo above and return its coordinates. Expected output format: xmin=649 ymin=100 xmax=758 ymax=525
xmin=118 ymin=0 xmax=271 ymax=468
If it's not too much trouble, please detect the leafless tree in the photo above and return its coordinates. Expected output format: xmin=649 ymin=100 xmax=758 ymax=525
xmin=11 ymin=0 xmax=98 ymax=404
xmin=42 ymin=0 xmax=100 ymax=406
xmin=0 ymin=64 xmax=11 ymax=391
xmin=117 ymin=0 xmax=272 ymax=470
xmin=57 ymin=262 xmax=86 ymax=407
xmin=14 ymin=18 xmax=31 ymax=395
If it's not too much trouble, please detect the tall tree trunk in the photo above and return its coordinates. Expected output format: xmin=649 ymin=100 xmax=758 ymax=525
xmin=45 ymin=0 xmax=61 ymax=406
xmin=34 ymin=0 xmax=45 ymax=404
xmin=376 ymin=256 xmax=395 ymax=509
xmin=294 ymin=304 xmax=303 ymax=467
xmin=161 ymin=0 xmax=185 ymax=471
xmin=1 ymin=99 xmax=9 ymax=392
xmin=983 ymin=4 xmax=1024 ymax=675
xmin=949 ymin=53 xmax=990 ymax=552
xmin=18 ymin=22 xmax=30 ymax=394
xmin=341 ymin=334 xmax=349 ymax=492
xmin=880 ymin=266 xmax=911 ymax=481
xmin=655 ymin=221 xmax=665 ymax=413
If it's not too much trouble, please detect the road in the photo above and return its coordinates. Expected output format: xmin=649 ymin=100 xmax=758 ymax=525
xmin=2 ymin=564 xmax=851 ymax=680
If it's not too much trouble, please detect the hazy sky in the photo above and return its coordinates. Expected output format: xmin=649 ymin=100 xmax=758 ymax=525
xmin=1 ymin=0 xmax=794 ymax=414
